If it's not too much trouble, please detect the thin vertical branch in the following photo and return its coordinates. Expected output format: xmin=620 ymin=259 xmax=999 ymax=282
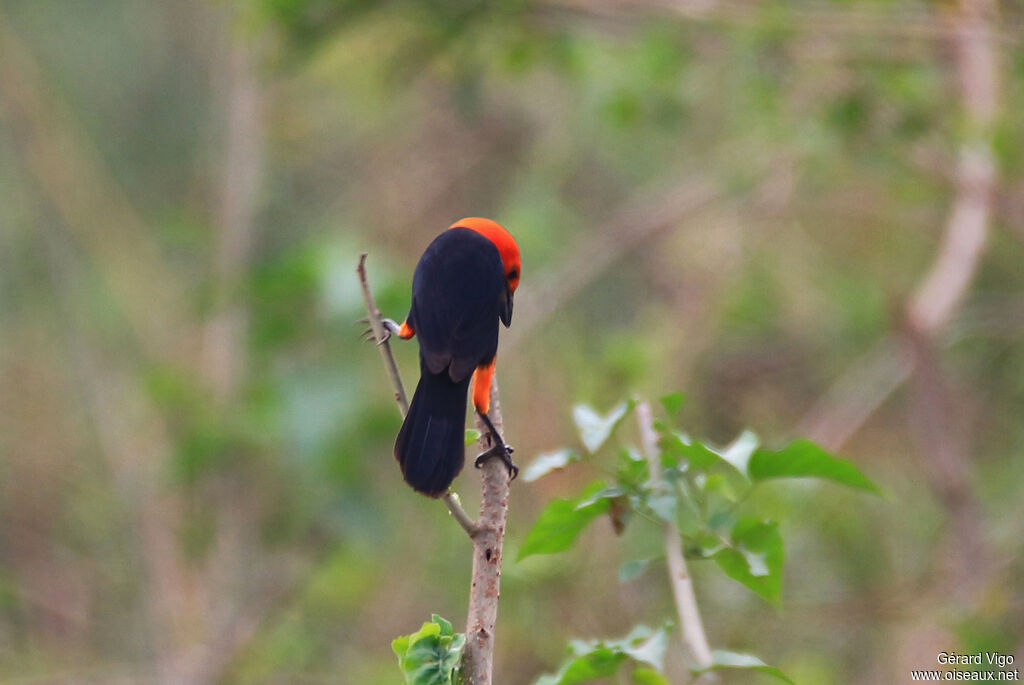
xmin=357 ymin=254 xmax=410 ymax=415
xmin=636 ymin=402 xmax=715 ymax=676
xmin=462 ymin=378 xmax=512 ymax=685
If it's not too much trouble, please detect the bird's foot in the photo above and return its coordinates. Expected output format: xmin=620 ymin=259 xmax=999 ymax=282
xmin=474 ymin=442 xmax=518 ymax=481
xmin=359 ymin=317 xmax=400 ymax=345
xmin=474 ymin=410 xmax=518 ymax=481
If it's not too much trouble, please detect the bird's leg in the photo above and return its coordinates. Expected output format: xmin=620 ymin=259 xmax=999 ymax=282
xmin=474 ymin=410 xmax=518 ymax=481
xmin=359 ymin=317 xmax=401 ymax=345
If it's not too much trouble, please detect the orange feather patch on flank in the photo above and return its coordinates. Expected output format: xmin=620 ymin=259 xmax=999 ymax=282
xmin=471 ymin=358 xmax=496 ymax=415
xmin=397 ymin=320 xmax=415 ymax=339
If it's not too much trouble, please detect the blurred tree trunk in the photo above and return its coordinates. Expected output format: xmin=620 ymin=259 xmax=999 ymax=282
xmin=904 ymin=0 xmax=999 ymax=598
xmin=184 ymin=16 xmax=273 ymax=685
xmin=889 ymin=0 xmax=1001 ymax=679
xmin=0 ymin=12 xmax=192 ymax=682
xmin=203 ymin=31 xmax=263 ymax=404
xmin=0 ymin=6 xmax=275 ymax=683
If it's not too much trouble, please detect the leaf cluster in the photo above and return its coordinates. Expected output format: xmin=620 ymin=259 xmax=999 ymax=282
xmin=392 ymin=615 xmax=466 ymax=685
xmin=520 ymin=392 xmax=879 ymax=682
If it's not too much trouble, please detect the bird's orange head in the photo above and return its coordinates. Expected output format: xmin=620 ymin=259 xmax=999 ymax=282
xmin=450 ymin=217 xmax=521 ymax=293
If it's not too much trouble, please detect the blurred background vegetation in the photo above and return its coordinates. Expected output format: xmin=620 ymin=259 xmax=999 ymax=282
xmin=1 ymin=0 xmax=1022 ymax=682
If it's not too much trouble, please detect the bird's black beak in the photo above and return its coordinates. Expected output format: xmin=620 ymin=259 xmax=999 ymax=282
xmin=500 ymin=285 xmax=514 ymax=327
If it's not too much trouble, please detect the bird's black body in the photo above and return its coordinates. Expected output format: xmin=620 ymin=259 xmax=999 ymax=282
xmin=394 ymin=228 xmax=512 ymax=496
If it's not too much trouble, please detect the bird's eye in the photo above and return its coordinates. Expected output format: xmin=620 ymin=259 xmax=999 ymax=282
xmin=508 ymin=268 xmax=519 ymax=280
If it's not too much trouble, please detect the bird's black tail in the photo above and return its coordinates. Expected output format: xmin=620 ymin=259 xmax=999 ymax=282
xmin=394 ymin=361 xmax=469 ymax=497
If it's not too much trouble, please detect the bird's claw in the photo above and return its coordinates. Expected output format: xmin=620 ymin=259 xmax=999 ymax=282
xmin=359 ymin=317 xmax=401 ymax=345
xmin=474 ymin=442 xmax=518 ymax=481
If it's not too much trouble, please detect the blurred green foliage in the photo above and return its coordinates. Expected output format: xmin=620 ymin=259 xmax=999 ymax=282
xmin=1 ymin=0 xmax=1023 ymax=682
xmin=517 ymin=395 xmax=875 ymax=680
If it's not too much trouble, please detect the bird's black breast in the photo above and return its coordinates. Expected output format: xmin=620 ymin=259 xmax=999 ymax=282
xmin=408 ymin=228 xmax=506 ymax=382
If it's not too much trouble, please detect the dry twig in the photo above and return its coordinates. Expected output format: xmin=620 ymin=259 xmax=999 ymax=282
xmin=357 ymin=254 xmax=410 ymax=413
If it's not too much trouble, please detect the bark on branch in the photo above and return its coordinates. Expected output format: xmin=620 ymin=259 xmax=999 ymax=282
xmin=461 ymin=378 xmax=512 ymax=685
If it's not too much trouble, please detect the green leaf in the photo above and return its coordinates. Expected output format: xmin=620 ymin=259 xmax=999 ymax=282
xmin=575 ymin=485 xmax=626 ymax=510
xmin=719 ymin=430 xmax=759 ymax=475
xmin=617 ymin=451 xmax=650 ymax=489
xmin=392 ymin=634 xmax=411 ymax=658
xmin=618 ymin=558 xmax=652 ymax=583
xmin=573 ymin=401 xmax=633 ymax=454
xmin=684 ymin=530 xmax=727 ymax=559
xmin=392 ymin=615 xmax=466 ymax=685
xmin=618 ymin=625 xmax=668 ymax=671
xmin=748 ymin=440 xmax=880 ymax=493
xmin=692 ymin=650 xmax=796 ymax=684
xmin=464 ymin=429 xmax=481 ymax=446
xmin=431 ymin=613 xmax=454 ymax=636
xmin=518 ymin=482 xmax=613 ymax=559
xmin=713 ymin=518 xmax=784 ymax=606
xmin=698 ymin=473 xmax=738 ymax=503
xmin=645 ymin=492 xmax=677 ymax=524
xmin=658 ymin=431 xmax=723 ymax=471
xmin=536 ymin=625 xmax=670 ymax=685
xmin=632 ymin=666 xmax=671 ymax=685
xmin=658 ymin=391 xmax=685 ymax=418
xmin=659 ymin=429 xmax=758 ymax=479
xmin=522 ymin=449 xmax=578 ymax=482
xmin=621 ymin=445 xmax=645 ymax=463
xmin=536 ymin=648 xmax=626 ymax=685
